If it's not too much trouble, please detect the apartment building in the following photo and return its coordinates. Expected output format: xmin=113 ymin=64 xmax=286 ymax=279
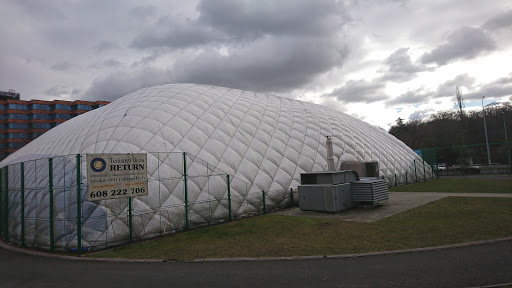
xmin=0 ymin=90 xmax=109 ymax=160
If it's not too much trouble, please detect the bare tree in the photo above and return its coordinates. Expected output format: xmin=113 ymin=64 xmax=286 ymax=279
xmin=455 ymin=86 xmax=465 ymax=121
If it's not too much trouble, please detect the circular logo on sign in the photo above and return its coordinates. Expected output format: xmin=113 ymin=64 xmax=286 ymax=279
xmin=90 ymin=158 xmax=106 ymax=172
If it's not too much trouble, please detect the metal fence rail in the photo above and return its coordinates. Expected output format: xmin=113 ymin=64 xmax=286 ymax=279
xmin=0 ymin=152 xmax=296 ymax=253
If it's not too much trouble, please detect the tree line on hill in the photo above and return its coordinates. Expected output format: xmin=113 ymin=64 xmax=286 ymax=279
xmin=388 ymin=91 xmax=512 ymax=166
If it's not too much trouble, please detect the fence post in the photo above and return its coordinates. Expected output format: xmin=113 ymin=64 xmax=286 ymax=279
xmin=394 ymin=174 xmax=397 ymax=187
xmin=128 ymin=197 xmax=133 ymax=242
xmin=405 ymin=171 xmax=408 ymax=185
xmin=290 ymin=188 xmax=294 ymax=206
xmin=262 ymin=190 xmax=266 ymax=214
xmin=49 ymin=158 xmax=54 ymax=251
xmin=226 ymin=175 xmax=232 ymax=222
xmin=20 ymin=163 xmax=25 ymax=247
xmin=4 ymin=166 xmax=8 ymax=240
xmin=459 ymin=146 xmax=464 ymax=176
xmin=422 ymin=159 xmax=426 ymax=181
xmin=0 ymin=167 xmax=3 ymax=240
xmin=183 ymin=152 xmax=189 ymax=230
xmin=414 ymin=160 xmax=417 ymax=183
xmin=76 ymin=154 xmax=82 ymax=255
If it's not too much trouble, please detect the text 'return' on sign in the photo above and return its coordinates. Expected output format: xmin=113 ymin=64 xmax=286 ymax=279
xmin=86 ymin=153 xmax=148 ymax=201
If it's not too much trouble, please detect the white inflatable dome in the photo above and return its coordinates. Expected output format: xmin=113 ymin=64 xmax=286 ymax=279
xmin=1 ymin=83 xmax=431 ymax=249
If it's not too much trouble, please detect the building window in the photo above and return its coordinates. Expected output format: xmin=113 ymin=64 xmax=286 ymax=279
xmin=0 ymin=105 xmax=6 ymax=110
xmin=31 ymin=122 xmax=52 ymax=129
xmin=75 ymin=104 xmax=92 ymax=111
xmin=55 ymin=113 xmax=72 ymax=120
xmin=8 ymin=142 xmax=26 ymax=149
xmin=55 ymin=104 xmax=72 ymax=111
xmin=32 ymin=104 xmax=51 ymax=110
xmin=8 ymin=113 xmax=30 ymax=120
xmin=7 ymin=123 xmax=29 ymax=129
xmin=32 ymin=132 xmax=45 ymax=138
xmin=0 ymin=114 xmax=6 ymax=120
xmin=32 ymin=113 xmax=53 ymax=120
xmin=7 ymin=103 xmax=29 ymax=110
xmin=8 ymin=133 xmax=30 ymax=139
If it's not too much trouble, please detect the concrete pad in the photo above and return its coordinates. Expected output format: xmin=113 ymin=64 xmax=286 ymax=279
xmin=273 ymin=192 xmax=512 ymax=222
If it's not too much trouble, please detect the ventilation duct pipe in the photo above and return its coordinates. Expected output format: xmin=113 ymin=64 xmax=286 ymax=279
xmin=326 ymin=136 xmax=335 ymax=171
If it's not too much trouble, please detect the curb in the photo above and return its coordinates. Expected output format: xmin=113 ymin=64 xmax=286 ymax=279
xmin=2 ymin=236 xmax=512 ymax=263
xmin=0 ymin=241 xmax=165 ymax=263
xmin=186 ymin=236 xmax=512 ymax=262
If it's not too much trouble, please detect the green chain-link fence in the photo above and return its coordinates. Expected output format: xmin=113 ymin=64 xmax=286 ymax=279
xmin=421 ymin=141 xmax=511 ymax=176
xmin=0 ymin=152 xmax=295 ymax=254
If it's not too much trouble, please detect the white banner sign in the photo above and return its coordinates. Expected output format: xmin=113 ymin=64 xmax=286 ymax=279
xmin=86 ymin=153 xmax=148 ymax=201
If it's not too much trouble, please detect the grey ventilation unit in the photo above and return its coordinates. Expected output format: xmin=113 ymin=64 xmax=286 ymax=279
xmin=351 ymin=179 xmax=389 ymax=207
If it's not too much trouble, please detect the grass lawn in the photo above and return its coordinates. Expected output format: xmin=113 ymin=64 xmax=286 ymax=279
xmin=90 ymin=197 xmax=512 ymax=260
xmin=389 ymin=178 xmax=512 ymax=193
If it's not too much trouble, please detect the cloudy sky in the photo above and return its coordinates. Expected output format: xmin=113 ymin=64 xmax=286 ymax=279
xmin=1 ymin=0 xmax=511 ymax=130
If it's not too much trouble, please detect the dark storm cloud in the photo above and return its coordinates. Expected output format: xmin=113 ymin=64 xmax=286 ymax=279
xmin=324 ymin=79 xmax=388 ymax=104
xmin=45 ymin=85 xmax=81 ymax=98
xmin=173 ymin=37 xmax=349 ymax=92
xmin=125 ymin=0 xmax=351 ymax=94
xmin=129 ymin=5 xmax=157 ymax=20
xmin=84 ymin=68 xmax=173 ymax=102
xmin=386 ymin=73 xmax=478 ymax=106
xmin=434 ymin=74 xmax=476 ymax=98
xmin=131 ymin=0 xmax=347 ymax=50
xmin=50 ymin=62 xmax=79 ymax=71
xmin=378 ymin=48 xmax=430 ymax=82
xmin=465 ymin=73 xmax=512 ymax=100
xmin=197 ymin=0 xmax=347 ymax=38
xmin=420 ymin=27 xmax=496 ymax=66
xmin=385 ymin=88 xmax=431 ymax=106
xmin=483 ymin=9 xmax=512 ymax=30
xmin=93 ymin=41 xmax=121 ymax=53
xmin=131 ymin=17 xmax=228 ymax=49
xmin=89 ymin=59 xmax=124 ymax=69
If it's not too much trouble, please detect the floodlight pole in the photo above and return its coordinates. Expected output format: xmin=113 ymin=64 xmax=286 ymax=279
xmin=503 ymin=112 xmax=511 ymax=167
xmin=482 ymin=96 xmax=491 ymax=166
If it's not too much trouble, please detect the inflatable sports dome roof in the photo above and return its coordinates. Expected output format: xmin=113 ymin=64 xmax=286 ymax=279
xmin=0 ymin=83 xmax=431 ymax=249
xmin=2 ymin=83 xmax=428 ymax=184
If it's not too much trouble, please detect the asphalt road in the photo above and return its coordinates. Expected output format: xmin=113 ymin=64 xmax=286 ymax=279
xmin=1 ymin=240 xmax=512 ymax=288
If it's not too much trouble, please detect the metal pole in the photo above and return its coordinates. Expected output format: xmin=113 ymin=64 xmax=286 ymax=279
xmin=76 ymin=154 xmax=82 ymax=255
xmin=183 ymin=152 xmax=189 ymax=230
xmin=503 ymin=113 xmax=511 ymax=171
xmin=226 ymin=175 xmax=231 ymax=222
xmin=405 ymin=171 xmax=408 ymax=184
xmin=262 ymin=191 xmax=266 ymax=213
xmin=128 ymin=197 xmax=133 ymax=242
xmin=0 ymin=167 xmax=3 ymax=240
xmin=290 ymin=188 xmax=294 ymax=206
xmin=20 ymin=163 xmax=25 ymax=247
xmin=49 ymin=158 xmax=54 ymax=251
xmin=4 ymin=166 xmax=8 ymax=240
xmin=414 ymin=160 xmax=417 ymax=183
xmin=459 ymin=146 xmax=464 ymax=176
xmin=482 ymin=96 xmax=492 ymax=166
xmin=422 ymin=159 xmax=426 ymax=181
xmin=394 ymin=174 xmax=397 ymax=187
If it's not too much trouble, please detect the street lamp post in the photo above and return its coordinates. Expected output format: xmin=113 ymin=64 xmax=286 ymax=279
xmin=482 ymin=96 xmax=491 ymax=166
xmin=503 ymin=112 xmax=511 ymax=167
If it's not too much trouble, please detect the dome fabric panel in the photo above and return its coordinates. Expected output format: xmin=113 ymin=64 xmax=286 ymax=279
xmin=1 ymin=83 xmax=431 ymax=249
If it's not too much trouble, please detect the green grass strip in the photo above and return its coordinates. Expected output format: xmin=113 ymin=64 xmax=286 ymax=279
xmin=390 ymin=178 xmax=512 ymax=193
xmin=90 ymin=197 xmax=512 ymax=260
